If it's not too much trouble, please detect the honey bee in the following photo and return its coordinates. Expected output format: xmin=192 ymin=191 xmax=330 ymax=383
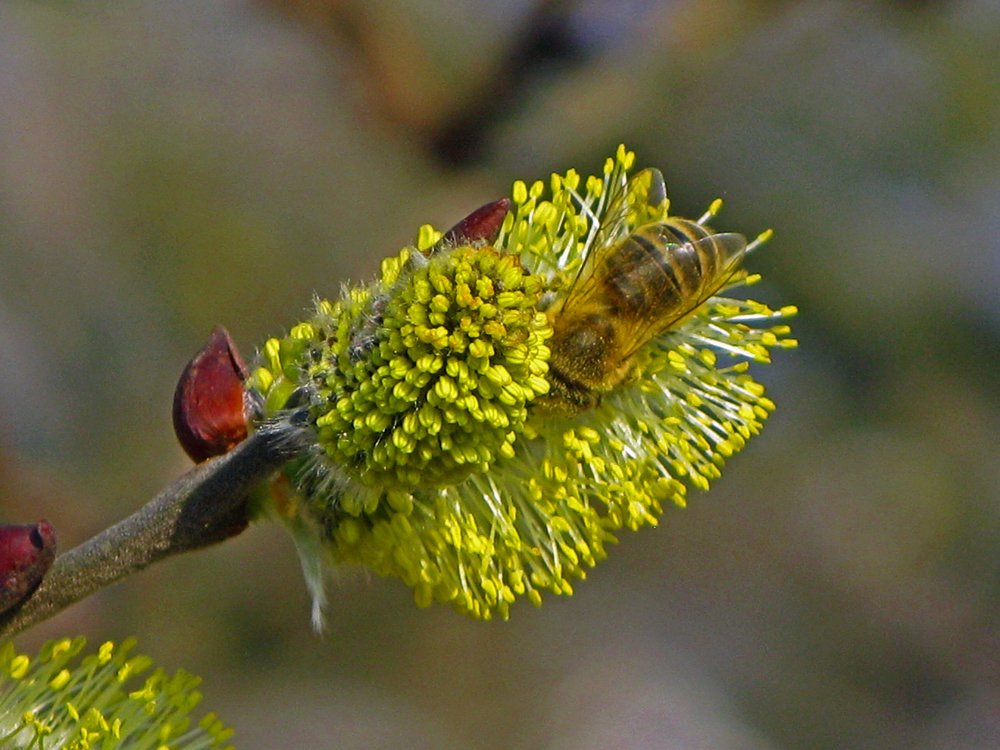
xmin=539 ymin=168 xmax=747 ymax=415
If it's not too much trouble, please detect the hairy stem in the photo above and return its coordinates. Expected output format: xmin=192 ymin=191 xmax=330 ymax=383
xmin=0 ymin=428 xmax=298 ymax=638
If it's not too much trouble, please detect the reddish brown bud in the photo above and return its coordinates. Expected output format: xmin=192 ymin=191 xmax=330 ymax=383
xmin=438 ymin=198 xmax=511 ymax=250
xmin=173 ymin=325 xmax=250 ymax=463
xmin=0 ymin=520 xmax=56 ymax=614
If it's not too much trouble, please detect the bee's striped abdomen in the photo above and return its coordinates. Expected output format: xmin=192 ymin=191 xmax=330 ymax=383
xmin=604 ymin=218 xmax=743 ymax=321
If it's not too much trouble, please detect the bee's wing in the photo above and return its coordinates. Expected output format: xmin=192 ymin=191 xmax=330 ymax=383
xmin=618 ymin=231 xmax=747 ymax=360
xmin=563 ymin=168 xmax=668 ymax=309
xmin=690 ymin=231 xmax=747 ymax=299
xmin=591 ymin=168 xmax=666 ymax=253
xmin=628 ymin=167 xmax=667 ymax=216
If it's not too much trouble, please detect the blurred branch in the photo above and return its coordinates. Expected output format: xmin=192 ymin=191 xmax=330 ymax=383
xmin=0 ymin=428 xmax=298 ymax=639
xmin=260 ymin=0 xmax=589 ymax=167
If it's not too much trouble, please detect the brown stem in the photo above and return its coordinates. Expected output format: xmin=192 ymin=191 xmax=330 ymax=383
xmin=0 ymin=427 xmax=298 ymax=638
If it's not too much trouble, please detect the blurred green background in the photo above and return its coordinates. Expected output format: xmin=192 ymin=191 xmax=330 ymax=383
xmin=3 ymin=1 xmax=1000 ymax=748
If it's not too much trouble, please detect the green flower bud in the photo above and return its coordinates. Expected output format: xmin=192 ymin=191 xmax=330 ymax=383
xmin=295 ymin=245 xmax=550 ymax=491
